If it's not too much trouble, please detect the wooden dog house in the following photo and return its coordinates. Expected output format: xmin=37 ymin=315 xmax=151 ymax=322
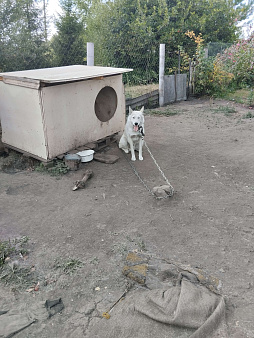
xmin=0 ymin=65 xmax=132 ymax=161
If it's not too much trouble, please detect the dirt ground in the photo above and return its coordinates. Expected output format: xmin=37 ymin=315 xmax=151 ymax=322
xmin=0 ymin=97 xmax=254 ymax=337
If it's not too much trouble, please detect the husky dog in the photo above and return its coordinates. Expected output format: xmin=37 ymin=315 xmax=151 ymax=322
xmin=119 ymin=106 xmax=145 ymax=161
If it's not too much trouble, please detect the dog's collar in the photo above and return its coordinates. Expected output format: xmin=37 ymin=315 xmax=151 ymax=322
xmin=138 ymin=125 xmax=145 ymax=137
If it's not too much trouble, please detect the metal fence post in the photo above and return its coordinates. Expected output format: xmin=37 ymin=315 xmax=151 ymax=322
xmin=87 ymin=42 xmax=94 ymax=66
xmin=159 ymin=44 xmax=165 ymax=107
xmin=178 ymin=50 xmax=181 ymax=74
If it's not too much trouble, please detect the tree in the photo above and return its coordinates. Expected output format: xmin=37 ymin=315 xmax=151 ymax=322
xmin=85 ymin=0 xmax=170 ymax=83
xmin=0 ymin=0 xmax=50 ymax=72
xmin=72 ymin=0 xmax=92 ymax=16
xmin=42 ymin=0 xmax=49 ymax=41
xmin=165 ymin=0 xmax=254 ymax=43
xmin=50 ymin=0 xmax=86 ymax=66
xmin=84 ymin=0 xmax=254 ymax=84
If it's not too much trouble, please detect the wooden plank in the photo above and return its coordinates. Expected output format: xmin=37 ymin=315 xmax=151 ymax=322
xmin=126 ymin=90 xmax=158 ymax=104
xmin=2 ymin=143 xmax=48 ymax=162
xmin=94 ymin=134 xmax=117 ymax=151
xmin=127 ymin=96 xmax=158 ymax=108
xmin=3 ymin=77 xmax=40 ymax=89
xmin=126 ymin=90 xmax=159 ymax=109
xmin=0 ymin=65 xmax=133 ymax=84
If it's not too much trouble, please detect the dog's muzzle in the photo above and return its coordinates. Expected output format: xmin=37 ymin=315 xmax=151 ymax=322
xmin=133 ymin=123 xmax=139 ymax=132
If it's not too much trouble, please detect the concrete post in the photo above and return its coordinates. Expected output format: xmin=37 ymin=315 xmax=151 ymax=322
xmin=159 ymin=44 xmax=165 ymax=107
xmin=87 ymin=42 xmax=94 ymax=66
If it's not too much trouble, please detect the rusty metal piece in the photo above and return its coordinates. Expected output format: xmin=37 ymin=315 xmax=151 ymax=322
xmin=102 ymin=289 xmax=128 ymax=320
xmin=102 ymin=282 xmax=132 ymax=319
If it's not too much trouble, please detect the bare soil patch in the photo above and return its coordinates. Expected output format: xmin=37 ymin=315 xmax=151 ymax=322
xmin=0 ymin=97 xmax=254 ymax=337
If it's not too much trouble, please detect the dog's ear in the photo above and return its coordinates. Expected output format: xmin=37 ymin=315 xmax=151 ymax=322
xmin=140 ymin=106 xmax=144 ymax=114
xmin=129 ymin=106 xmax=133 ymax=114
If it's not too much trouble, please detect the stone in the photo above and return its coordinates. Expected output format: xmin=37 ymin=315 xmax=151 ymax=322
xmin=122 ymin=251 xmax=149 ymax=285
xmin=152 ymin=185 xmax=172 ymax=198
xmin=93 ymin=153 xmax=119 ymax=164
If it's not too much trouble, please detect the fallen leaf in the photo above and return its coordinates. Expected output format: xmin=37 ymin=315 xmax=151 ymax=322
xmin=34 ymin=282 xmax=40 ymax=291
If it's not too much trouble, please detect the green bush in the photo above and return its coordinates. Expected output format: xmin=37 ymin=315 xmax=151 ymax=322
xmin=216 ymin=33 xmax=254 ymax=87
xmin=187 ymin=31 xmax=254 ymax=96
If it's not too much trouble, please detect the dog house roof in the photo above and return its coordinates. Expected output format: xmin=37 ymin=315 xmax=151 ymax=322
xmin=0 ymin=65 xmax=132 ymax=89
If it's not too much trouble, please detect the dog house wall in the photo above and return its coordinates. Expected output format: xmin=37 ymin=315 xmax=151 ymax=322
xmin=0 ymin=65 xmax=132 ymax=161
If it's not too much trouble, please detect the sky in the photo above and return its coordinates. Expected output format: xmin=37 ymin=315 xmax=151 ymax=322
xmin=237 ymin=0 xmax=254 ymax=37
xmin=47 ymin=0 xmax=62 ymax=36
xmin=47 ymin=0 xmax=61 ymax=16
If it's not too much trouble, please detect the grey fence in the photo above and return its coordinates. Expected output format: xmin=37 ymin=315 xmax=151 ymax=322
xmin=164 ymin=74 xmax=187 ymax=104
xmin=207 ymin=42 xmax=232 ymax=57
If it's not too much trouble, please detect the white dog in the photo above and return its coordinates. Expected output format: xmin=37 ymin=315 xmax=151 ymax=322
xmin=119 ymin=106 xmax=145 ymax=161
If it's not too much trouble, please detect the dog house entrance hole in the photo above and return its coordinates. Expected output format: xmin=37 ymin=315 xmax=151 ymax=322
xmin=95 ymin=86 xmax=117 ymax=122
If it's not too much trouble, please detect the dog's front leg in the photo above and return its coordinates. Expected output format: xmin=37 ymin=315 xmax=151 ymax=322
xmin=127 ymin=137 xmax=136 ymax=161
xmin=138 ymin=138 xmax=143 ymax=161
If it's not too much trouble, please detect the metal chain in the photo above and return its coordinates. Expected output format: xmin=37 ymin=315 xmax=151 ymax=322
xmin=122 ymin=141 xmax=174 ymax=199
xmin=144 ymin=141 xmax=174 ymax=195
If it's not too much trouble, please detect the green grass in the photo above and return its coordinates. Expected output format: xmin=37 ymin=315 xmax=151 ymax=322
xmin=242 ymin=111 xmax=254 ymax=119
xmin=146 ymin=107 xmax=180 ymax=116
xmin=212 ymin=105 xmax=237 ymax=116
xmin=247 ymin=89 xmax=254 ymax=107
xmin=226 ymin=88 xmax=254 ymax=106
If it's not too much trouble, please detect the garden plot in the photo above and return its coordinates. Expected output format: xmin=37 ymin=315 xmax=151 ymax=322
xmin=0 ymin=97 xmax=254 ymax=337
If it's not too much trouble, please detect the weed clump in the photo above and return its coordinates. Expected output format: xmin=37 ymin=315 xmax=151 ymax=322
xmin=0 ymin=236 xmax=37 ymax=289
xmin=0 ymin=151 xmax=37 ymax=172
xmin=0 ymin=150 xmax=70 ymax=176
xmin=0 ymin=240 xmax=15 ymax=267
xmin=247 ymin=89 xmax=254 ymax=107
xmin=242 ymin=111 xmax=254 ymax=119
xmin=0 ymin=236 xmax=29 ymax=267
xmin=53 ymin=257 xmax=83 ymax=275
xmin=35 ymin=160 xmax=70 ymax=176
xmin=212 ymin=105 xmax=237 ymax=116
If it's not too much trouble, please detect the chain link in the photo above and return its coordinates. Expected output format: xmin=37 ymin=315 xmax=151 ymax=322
xmin=122 ymin=141 xmax=174 ymax=199
xmin=144 ymin=141 xmax=174 ymax=195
